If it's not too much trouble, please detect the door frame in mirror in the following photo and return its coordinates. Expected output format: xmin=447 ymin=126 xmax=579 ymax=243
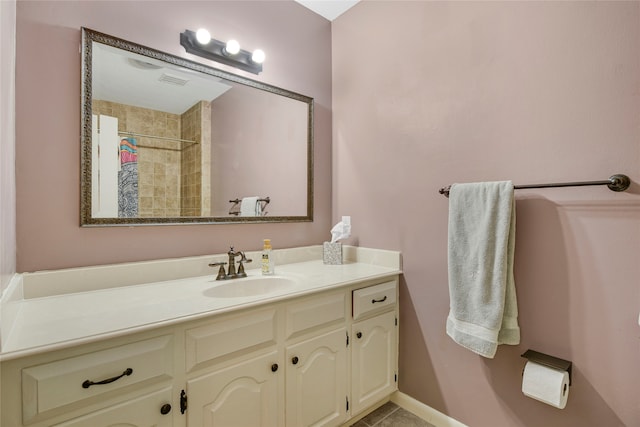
xmin=80 ymin=28 xmax=313 ymax=226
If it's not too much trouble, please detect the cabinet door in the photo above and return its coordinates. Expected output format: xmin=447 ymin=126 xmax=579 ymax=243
xmin=285 ymin=328 xmax=348 ymax=427
xmin=187 ymin=351 xmax=281 ymax=427
xmin=351 ymin=311 xmax=397 ymax=415
xmin=52 ymin=387 xmax=173 ymax=427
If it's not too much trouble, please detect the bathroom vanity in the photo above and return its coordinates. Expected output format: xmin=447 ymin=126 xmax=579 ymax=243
xmin=0 ymin=246 xmax=401 ymax=427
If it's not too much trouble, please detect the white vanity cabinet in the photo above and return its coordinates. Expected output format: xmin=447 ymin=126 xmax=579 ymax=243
xmin=1 ymin=276 xmax=399 ymax=427
xmin=186 ymin=351 xmax=281 ymax=426
xmin=1 ymin=333 xmax=176 ymax=427
xmin=183 ymin=307 xmax=282 ymax=427
xmin=184 ymin=290 xmax=351 ymax=427
xmin=285 ymin=327 xmax=349 ymax=427
xmin=284 ymin=291 xmax=349 ymax=427
xmin=350 ymin=281 xmax=399 ymax=415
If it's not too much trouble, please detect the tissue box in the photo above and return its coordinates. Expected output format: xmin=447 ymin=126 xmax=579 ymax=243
xmin=323 ymin=242 xmax=343 ymax=265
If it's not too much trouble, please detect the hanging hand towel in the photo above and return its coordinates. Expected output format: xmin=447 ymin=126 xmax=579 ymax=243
xmin=240 ymin=196 xmax=260 ymax=217
xmin=446 ymin=181 xmax=520 ymax=358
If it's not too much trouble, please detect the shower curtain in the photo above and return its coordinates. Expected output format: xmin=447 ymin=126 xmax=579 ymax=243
xmin=118 ymin=137 xmax=138 ymax=217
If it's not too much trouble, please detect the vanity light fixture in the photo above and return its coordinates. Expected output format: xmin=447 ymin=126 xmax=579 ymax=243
xmin=180 ymin=29 xmax=264 ymax=74
xmin=225 ymin=39 xmax=240 ymax=55
xmin=251 ymin=49 xmax=266 ymax=64
xmin=195 ymin=28 xmax=211 ymax=45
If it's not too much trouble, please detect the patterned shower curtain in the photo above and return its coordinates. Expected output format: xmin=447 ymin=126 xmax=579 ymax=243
xmin=118 ymin=137 xmax=138 ymax=217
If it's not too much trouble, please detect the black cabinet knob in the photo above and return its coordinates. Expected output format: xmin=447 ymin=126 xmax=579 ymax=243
xmin=160 ymin=403 xmax=172 ymax=415
xmin=292 ymin=356 xmax=299 ymax=365
xmin=356 ymin=332 xmax=363 ymax=339
xmin=271 ymin=363 xmax=279 ymax=372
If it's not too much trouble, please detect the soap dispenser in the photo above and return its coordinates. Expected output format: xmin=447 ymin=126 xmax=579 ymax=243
xmin=262 ymin=239 xmax=275 ymax=275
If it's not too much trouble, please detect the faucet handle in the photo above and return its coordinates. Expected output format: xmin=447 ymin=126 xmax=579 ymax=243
xmin=208 ymin=261 xmax=227 ymax=280
xmin=239 ymin=251 xmax=252 ymax=263
xmin=236 ymin=252 xmax=252 ymax=278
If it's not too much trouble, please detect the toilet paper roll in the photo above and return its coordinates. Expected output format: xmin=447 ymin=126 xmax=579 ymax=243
xmin=522 ymin=361 xmax=570 ymax=409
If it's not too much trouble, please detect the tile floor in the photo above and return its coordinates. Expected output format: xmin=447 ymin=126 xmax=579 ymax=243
xmin=350 ymin=402 xmax=436 ymax=427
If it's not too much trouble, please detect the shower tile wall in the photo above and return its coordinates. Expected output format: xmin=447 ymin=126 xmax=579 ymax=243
xmin=180 ymin=101 xmax=211 ymax=217
xmin=200 ymin=101 xmax=211 ymax=216
xmin=92 ymin=100 xmax=210 ymax=218
xmin=92 ymin=100 xmax=182 ymax=217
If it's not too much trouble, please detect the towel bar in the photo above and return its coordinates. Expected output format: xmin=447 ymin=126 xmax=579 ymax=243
xmin=439 ymin=174 xmax=630 ymax=198
xmin=229 ymin=197 xmax=270 ymax=204
xmin=228 ymin=197 xmax=270 ymax=216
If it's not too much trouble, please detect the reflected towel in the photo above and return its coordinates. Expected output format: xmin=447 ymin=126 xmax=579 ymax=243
xmin=446 ymin=181 xmax=520 ymax=358
xmin=240 ymin=196 xmax=260 ymax=217
xmin=120 ymin=137 xmax=137 ymax=164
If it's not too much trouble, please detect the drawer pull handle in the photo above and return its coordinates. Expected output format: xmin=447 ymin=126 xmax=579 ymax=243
xmin=372 ymin=296 xmax=388 ymax=304
xmin=82 ymin=368 xmax=133 ymax=389
xmin=160 ymin=403 xmax=172 ymax=415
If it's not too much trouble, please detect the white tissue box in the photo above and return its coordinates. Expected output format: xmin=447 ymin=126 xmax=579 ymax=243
xmin=323 ymin=242 xmax=343 ymax=265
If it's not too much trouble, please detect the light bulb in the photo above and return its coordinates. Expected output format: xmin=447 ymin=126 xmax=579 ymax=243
xmin=251 ymin=49 xmax=265 ymax=64
xmin=195 ymin=29 xmax=211 ymax=45
xmin=225 ymin=39 xmax=240 ymax=55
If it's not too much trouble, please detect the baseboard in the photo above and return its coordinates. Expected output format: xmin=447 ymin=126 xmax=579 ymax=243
xmin=391 ymin=391 xmax=468 ymax=427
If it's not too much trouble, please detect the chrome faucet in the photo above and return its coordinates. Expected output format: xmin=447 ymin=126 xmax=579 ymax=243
xmin=209 ymin=247 xmax=252 ymax=280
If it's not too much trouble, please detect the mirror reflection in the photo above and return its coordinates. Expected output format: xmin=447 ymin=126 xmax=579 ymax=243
xmin=81 ymin=28 xmax=313 ymax=226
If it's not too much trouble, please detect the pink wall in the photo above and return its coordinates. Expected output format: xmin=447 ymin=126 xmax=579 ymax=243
xmin=211 ymin=84 xmax=308 ymax=217
xmin=15 ymin=1 xmax=331 ymax=272
xmin=0 ymin=0 xmax=17 ymax=295
xmin=333 ymin=2 xmax=639 ymax=426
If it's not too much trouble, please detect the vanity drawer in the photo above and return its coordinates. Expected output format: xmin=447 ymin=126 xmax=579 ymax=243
xmin=185 ymin=308 xmax=277 ymax=373
xmin=22 ymin=335 xmax=173 ymax=424
xmin=352 ymin=281 xmax=397 ymax=320
xmin=51 ymin=387 xmax=173 ymax=427
xmin=285 ymin=291 xmax=346 ymax=339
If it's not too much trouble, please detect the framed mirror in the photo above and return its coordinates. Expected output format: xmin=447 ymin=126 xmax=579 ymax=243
xmin=81 ymin=28 xmax=313 ymax=226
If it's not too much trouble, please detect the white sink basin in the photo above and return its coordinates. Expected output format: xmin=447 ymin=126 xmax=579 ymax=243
xmin=203 ymin=276 xmax=297 ymax=298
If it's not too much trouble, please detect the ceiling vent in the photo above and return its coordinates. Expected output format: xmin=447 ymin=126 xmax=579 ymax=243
xmin=159 ymin=73 xmax=189 ymax=86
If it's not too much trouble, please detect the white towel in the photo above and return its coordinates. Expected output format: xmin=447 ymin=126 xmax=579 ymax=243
xmin=446 ymin=181 xmax=520 ymax=358
xmin=240 ymin=196 xmax=259 ymax=216
xmin=240 ymin=196 xmax=260 ymax=217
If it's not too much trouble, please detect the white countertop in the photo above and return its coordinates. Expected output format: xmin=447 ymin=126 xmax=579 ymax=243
xmin=1 ymin=246 xmax=401 ymax=360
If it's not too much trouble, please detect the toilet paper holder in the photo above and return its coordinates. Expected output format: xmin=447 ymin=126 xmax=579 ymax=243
xmin=521 ymin=349 xmax=572 ymax=386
